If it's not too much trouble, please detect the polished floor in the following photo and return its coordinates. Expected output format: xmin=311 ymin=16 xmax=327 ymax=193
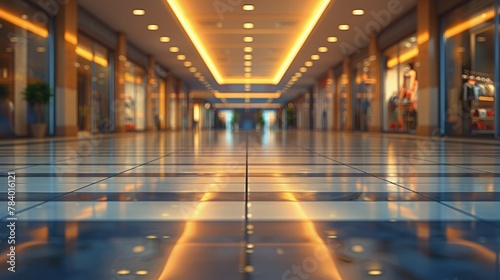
xmin=0 ymin=130 xmax=499 ymax=280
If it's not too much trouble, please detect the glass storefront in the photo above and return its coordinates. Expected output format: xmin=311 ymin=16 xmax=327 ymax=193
xmin=76 ymin=34 xmax=112 ymax=133
xmin=316 ymin=75 xmax=334 ymax=130
xmin=442 ymin=0 xmax=496 ymax=137
xmin=124 ymin=61 xmax=146 ymax=131
xmin=353 ymin=57 xmax=376 ymax=131
xmin=383 ymin=35 xmax=419 ymax=133
xmin=0 ymin=1 xmax=50 ymax=137
xmin=336 ymin=73 xmax=349 ymax=130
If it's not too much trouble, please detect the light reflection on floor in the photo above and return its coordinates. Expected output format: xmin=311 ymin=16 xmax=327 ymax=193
xmin=0 ymin=130 xmax=499 ymax=279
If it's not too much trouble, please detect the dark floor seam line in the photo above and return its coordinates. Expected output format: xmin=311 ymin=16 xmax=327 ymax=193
xmin=4 ymin=156 xmax=83 ymax=172
xmin=0 ymin=149 xmax=183 ymax=221
xmin=307 ymin=149 xmax=500 ymax=228
xmin=412 ymin=156 xmax=496 ymax=174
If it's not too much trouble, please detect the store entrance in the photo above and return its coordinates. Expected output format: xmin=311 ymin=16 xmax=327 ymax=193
xmin=77 ymin=73 xmax=90 ymax=131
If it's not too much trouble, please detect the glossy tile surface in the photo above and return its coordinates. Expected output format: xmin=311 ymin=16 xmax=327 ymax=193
xmin=0 ymin=131 xmax=499 ymax=280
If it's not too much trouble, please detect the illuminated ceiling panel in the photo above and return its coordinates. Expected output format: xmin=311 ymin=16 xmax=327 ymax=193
xmin=166 ymin=0 xmax=331 ymax=85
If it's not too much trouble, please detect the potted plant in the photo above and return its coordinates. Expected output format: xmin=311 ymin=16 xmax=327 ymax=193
xmin=23 ymin=82 xmax=52 ymax=138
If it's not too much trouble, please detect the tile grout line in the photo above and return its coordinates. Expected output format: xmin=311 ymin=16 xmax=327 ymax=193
xmin=304 ymin=148 xmax=500 ymax=227
xmin=0 ymin=149 xmax=183 ymax=221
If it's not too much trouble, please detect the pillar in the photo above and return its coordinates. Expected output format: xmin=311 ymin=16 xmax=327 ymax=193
xmin=368 ymin=35 xmax=383 ymax=132
xmin=146 ymin=55 xmax=155 ymax=131
xmin=416 ymin=0 xmax=439 ymax=136
xmin=342 ymin=57 xmax=353 ymax=131
xmin=308 ymin=87 xmax=314 ymax=130
xmin=114 ymin=33 xmax=127 ymax=132
xmin=167 ymin=76 xmax=177 ymax=130
xmin=54 ymin=0 xmax=78 ymax=136
xmin=13 ymin=29 xmax=27 ymax=136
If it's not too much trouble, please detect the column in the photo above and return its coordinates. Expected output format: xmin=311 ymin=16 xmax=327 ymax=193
xmin=176 ymin=79 xmax=182 ymax=130
xmin=114 ymin=33 xmax=127 ymax=132
xmin=13 ymin=29 xmax=27 ymax=136
xmin=54 ymin=0 xmax=78 ymax=136
xmin=308 ymin=88 xmax=314 ymax=130
xmin=146 ymin=55 xmax=155 ymax=131
xmin=187 ymin=89 xmax=193 ymax=130
xmin=342 ymin=57 xmax=353 ymax=131
xmin=368 ymin=35 xmax=383 ymax=132
xmin=416 ymin=0 xmax=439 ymax=136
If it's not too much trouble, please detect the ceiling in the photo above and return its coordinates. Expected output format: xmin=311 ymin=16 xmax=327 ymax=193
xmin=79 ymin=0 xmax=416 ymax=107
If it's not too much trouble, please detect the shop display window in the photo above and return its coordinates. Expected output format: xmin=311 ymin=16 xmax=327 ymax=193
xmin=0 ymin=1 xmax=50 ymax=137
xmin=442 ymin=1 xmax=496 ymax=137
xmin=76 ymin=34 xmax=112 ymax=133
xmin=353 ymin=57 xmax=376 ymax=131
xmin=383 ymin=35 xmax=418 ymax=133
xmin=124 ymin=61 xmax=146 ymax=131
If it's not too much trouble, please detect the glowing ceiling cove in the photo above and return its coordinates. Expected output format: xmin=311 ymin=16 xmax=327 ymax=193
xmin=166 ymin=0 xmax=331 ymax=85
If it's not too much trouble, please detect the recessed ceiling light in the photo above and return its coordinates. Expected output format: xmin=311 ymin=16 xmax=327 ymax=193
xmin=194 ymin=72 xmax=201 ymax=77
xmin=318 ymin=47 xmax=328 ymax=53
xmin=299 ymin=67 xmax=307 ymax=73
xmin=169 ymin=47 xmax=179 ymax=53
xmin=305 ymin=61 xmax=313 ymax=67
xmin=244 ymin=47 xmax=253 ymax=52
xmin=368 ymin=270 xmax=383 ymax=276
xmin=36 ymin=47 xmax=46 ymax=53
xmin=244 ymin=36 xmax=253 ymax=43
xmin=133 ymin=9 xmax=145 ymax=16
xmin=327 ymin=36 xmax=338 ymax=43
xmin=136 ymin=270 xmax=148 ymax=275
xmin=339 ymin=24 xmax=350 ymax=31
xmin=405 ymin=42 xmax=412 ymax=48
xmin=245 ymin=67 xmax=252 ymax=72
xmin=311 ymin=54 xmax=320 ymax=60
xmin=177 ymin=54 xmax=186 ymax=60
xmin=295 ymin=72 xmax=302 ymax=77
xmin=189 ymin=67 xmax=197 ymax=73
xmin=243 ymin=22 xmax=254 ymax=29
xmin=244 ymin=61 xmax=252 ymax=66
xmin=244 ymin=54 xmax=252 ymax=60
xmin=160 ymin=37 xmax=170 ymax=43
xmin=244 ymin=73 xmax=252 ymax=77
xmin=243 ymin=4 xmax=255 ymax=11
xmin=148 ymin=24 xmax=159 ymax=31
xmin=116 ymin=270 xmax=131 ymax=275
xmin=410 ymin=36 xmax=417 ymax=42
xmin=183 ymin=61 xmax=192 ymax=67
xmin=352 ymin=9 xmax=365 ymax=16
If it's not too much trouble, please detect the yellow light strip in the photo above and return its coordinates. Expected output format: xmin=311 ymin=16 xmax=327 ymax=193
xmin=64 ymin=32 xmax=78 ymax=45
xmin=167 ymin=0 xmax=224 ymax=83
xmin=0 ymin=10 xmax=49 ymax=38
xmin=166 ymin=0 xmax=331 ymax=85
xmin=76 ymin=47 xmax=93 ymax=61
xmin=214 ymin=92 xmax=282 ymax=99
xmin=387 ymin=48 xmax=419 ymax=69
xmin=76 ymin=47 xmax=109 ymax=67
xmin=214 ymin=103 xmax=282 ymax=109
xmin=269 ymin=0 xmax=331 ymax=85
xmin=444 ymin=9 xmax=495 ymax=39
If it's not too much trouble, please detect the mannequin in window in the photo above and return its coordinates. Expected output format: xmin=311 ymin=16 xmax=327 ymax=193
xmin=398 ymin=63 xmax=418 ymax=130
xmin=462 ymin=76 xmax=478 ymax=136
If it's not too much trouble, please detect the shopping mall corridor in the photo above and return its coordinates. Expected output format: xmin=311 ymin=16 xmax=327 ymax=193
xmin=0 ymin=131 xmax=499 ymax=280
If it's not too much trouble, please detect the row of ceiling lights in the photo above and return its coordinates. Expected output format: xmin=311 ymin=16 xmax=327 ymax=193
xmin=132 ymin=8 xmax=214 ymax=93
xmin=242 ymin=4 xmax=255 ymax=93
xmin=282 ymin=8 xmax=365 ymax=94
xmin=133 ymin=6 xmax=365 ymax=99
